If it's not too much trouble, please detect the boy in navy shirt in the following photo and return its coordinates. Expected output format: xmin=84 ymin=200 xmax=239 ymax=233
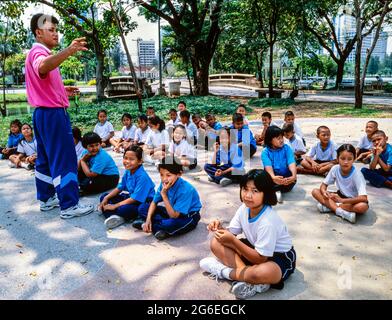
xmin=361 ymin=130 xmax=392 ymax=189
xmin=133 ymin=157 xmax=202 ymax=240
xmin=231 ymin=113 xmax=257 ymax=158
xmin=78 ymin=132 xmax=119 ymax=196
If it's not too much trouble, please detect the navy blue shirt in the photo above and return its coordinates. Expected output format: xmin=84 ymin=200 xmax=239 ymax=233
xmin=153 ymin=177 xmax=202 ymax=216
xmin=261 ymin=144 xmax=295 ymax=176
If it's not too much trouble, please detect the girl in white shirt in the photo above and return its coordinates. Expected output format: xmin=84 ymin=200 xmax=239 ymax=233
xmin=111 ymin=113 xmax=137 ymax=153
xmin=9 ymin=123 xmax=37 ymax=170
xmin=93 ymin=109 xmax=114 ymax=148
xmin=144 ymin=116 xmax=170 ymax=164
xmin=312 ymin=144 xmax=369 ymax=224
xmin=168 ymin=125 xmax=197 ymax=170
xmin=200 ymin=169 xmax=296 ymax=300
xmin=134 ymin=115 xmax=151 ymax=146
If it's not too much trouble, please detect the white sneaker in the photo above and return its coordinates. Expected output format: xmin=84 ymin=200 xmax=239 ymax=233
xmin=219 ymin=177 xmax=233 ymax=187
xmin=336 ymin=208 xmax=356 ymax=224
xmin=40 ymin=195 xmax=60 ymax=211
xmin=208 ymin=176 xmax=215 ymax=182
xmin=104 ymin=215 xmax=125 ymax=229
xmin=8 ymin=161 xmax=16 ymax=168
xmin=317 ymin=203 xmax=332 ymax=213
xmin=231 ymin=281 xmax=270 ymax=299
xmin=199 ymin=257 xmax=226 ymax=280
xmin=60 ymin=203 xmax=94 ymax=219
xmin=276 ymin=191 xmax=283 ymax=203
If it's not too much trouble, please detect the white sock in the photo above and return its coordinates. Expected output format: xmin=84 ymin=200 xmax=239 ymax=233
xmin=221 ymin=267 xmax=233 ymax=280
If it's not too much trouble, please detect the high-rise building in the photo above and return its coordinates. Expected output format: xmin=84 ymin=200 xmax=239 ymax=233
xmin=137 ymin=39 xmax=156 ymax=67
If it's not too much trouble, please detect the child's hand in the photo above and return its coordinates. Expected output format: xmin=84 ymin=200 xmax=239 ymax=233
xmin=329 ymin=193 xmax=342 ymax=203
xmin=214 ymin=229 xmax=235 ymax=246
xmin=311 ymin=162 xmax=320 ymax=171
xmin=2 ymin=148 xmax=8 ymax=154
xmin=322 ymin=191 xmax=331 ymax=199
xmin=161 ymin=180 xmax=174 ymax=194
xmin=143 ymin=219 xmax=152 ymax=233
xmin=103 ymin=204 xmax=117 ymax=211
xmin=213 ymin=142 xmax=219 ymax=152
xmin=101 ymin=142 xmax=107 ymax=148
xmin=215 ymin=169 xmax=223 ymax=177
xmin=272 ymin=176 xmax=285 ymax=185
xmin=374 ymin=146 xmax=383 ymax=156
xmin=207 ymin=219 xmax=221 ymax=231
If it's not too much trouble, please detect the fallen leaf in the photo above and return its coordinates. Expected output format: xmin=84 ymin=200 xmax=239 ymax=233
xmin=81 ymin=271 xmax=89 ymax=276
xmin=352 ymin=256 xmax=356 ymax=260
xmin=317 ymin=246 xmax=321 ymax=249
xmin=29 ymin=272 xmax=37 ymax=277
xmin=115 ymin=279 xmax=121 ymax=284
xmin=108 ymin=229 xmax=113 ymax=233
xmin=16 ymin=243 xmax=23 ymax=248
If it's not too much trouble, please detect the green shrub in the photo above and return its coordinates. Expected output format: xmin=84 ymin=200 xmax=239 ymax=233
xmin=87 ymin=79 xmax=96 ymax=86
xmin=63 ymin=79 xmax=76 ymax=86
xmin=384 ymin=82 xmax=392 ymax=93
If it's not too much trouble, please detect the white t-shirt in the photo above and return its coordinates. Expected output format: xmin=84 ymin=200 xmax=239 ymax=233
xmin=307 ymin=141 xmax=337 ymax=161
xmin=285 ymin=134 xmax=306 ymax=154
xmin=357 ymin=135 xmax=373 ymax=150
xmin=75 ymin=141 xmax=85 ymax=161
xmin=134 ymin=127 xmax=151 ymax=144
xmin=94 ymin=121 xmax=114 ymax=141
xmin=228 ymin=204 xmax=293 ymax=257
xmin=323 ymin=165 xmax=367 ymax=198
xmin=121 ymin=125 xmax=137 ymax=141
xmin=168 ymin=139 xmax=196 ymax=159
xmin=17 ymin=139 xmax=37 ymax=156
xmin=145 ymin=129 xmax=170 ymax=148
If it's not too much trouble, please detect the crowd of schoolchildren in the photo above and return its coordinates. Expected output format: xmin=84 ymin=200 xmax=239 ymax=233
xmin=1 ymin=100 xmax=391 ymax=300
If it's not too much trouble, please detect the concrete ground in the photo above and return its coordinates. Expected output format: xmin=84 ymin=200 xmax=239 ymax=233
xmin=0 ymin=118 xmax=391 ymax=300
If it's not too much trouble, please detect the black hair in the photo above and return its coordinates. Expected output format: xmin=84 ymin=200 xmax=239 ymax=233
xmin=372 ymin=130 xmax=386 ymax=138
xmin=282 ymin=123 xmax=294 ymax=133
xmin=147 ymin=106 xmax=155 ymax=111
xmin=149 ymin=116 xmax=165 ymax=131
xmin=205 ymin=113 xmax=215 ymax=120
xmin=124 ymin=145 xmax=143 ymax=160
xmin=336 ymin=144 xmax=356 ymax=158
xmin=20 ymin=123 xmax=34 ymax=140
xmin=261 ymin=112 xmax=272 ymax=119
xmin=264 ymin=125 xmax=283 ymax=148
xmin=9 ymin=119 xmax=22 ymax=135
xmin=232 ymin=113 xmax=244 ymax=123
xmin=72 ymin=126 xmax=82 ymax=142
xmin=192 ymin=113 xmax=202 ymax=119
xmin=30 ymin=14 xmax=59 ymax=37
xmin=177 ymin=101 xmax=187 ymax=107
xmin=158 ymin=156 xmax=183 ymax=174
xmin=82 ymin=132 xmax=101 ymax=149
xmin=121 ymin=113 xmax=132 ymax=122
xmin=367 ymin=120 xmax=378 ymax=128
xmin=179 ymin=110 xmax=191 ymax=120
xmin=316 ymin=125 xmax=330 ymax=135
xmin=173 ymin=124 xmax=187 ymax=140
xmin=239 ymin=169 xmax=277 ymax=206
xmin=169 ymin=108 xmax=177 ymax=113
xmin=138 ymin=114 xmax=148 ymax=123
xmin=237 ymin=104 xmax=246 ymax=110
xmin=97 ymin=109 xmax=107 ymax=117
xmin=285 ymin=111 xmax=295 ymax=118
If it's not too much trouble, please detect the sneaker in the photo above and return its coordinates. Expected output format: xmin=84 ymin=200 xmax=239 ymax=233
xmin=276 ymin=191 xmax=283 ymax=203
xmin=20 ymin=162 xmax=30 ymax=170
xmin=231 ymin=281 xmax=270 ymax=300
xmin=104 ymin=215 xmax=125 ymax=229
xmin=40 ymin=195 xmax=60 ymax=212
xmin=208 ymin=176 xmax=215 ymax=182
xmin=317 ymin=203 xmax=332 ymax=213
xmin=336 ymin=208 xmax=356 ymax=224
xmin=132 ymin=219 xmax=145 ymax=230
xmin=154 ymin=230 xmax=170 ymax=240
xmin=219 ymin=177 xmax=233 ymax=187
xmin=199 ymin=257 xmax=226 ymax=280
xmin=8 ymin=162 xmax=16 ymax=168
xmin=60 ymin=203 xmax=94 ymax=219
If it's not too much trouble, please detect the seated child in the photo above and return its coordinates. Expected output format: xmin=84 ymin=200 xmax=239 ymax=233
xmin=231 ymin=113 xmax=257 ymax=158
xmin=180 ymin=110 xmax=198 ymax=145
xmin=132 ymin=156 xmax=202 ymax=241
xmin=312 ymin=144 xmax=368 ymax=224
xmin=282 ymin=123 xmax=306 ymax=165
xmin=201 ymin=113 xmax=222 ymax=150
xmin=356 ymin=120 xmax=378 ymax=163
xmin=110 ymin=113 xmax=137 ymax=153
xmin=236 ymin=104 xmax=249 ymax=125
xmin=1 ymin=119 xmax=23 ymax=160
xmin=134 ymin=115 xmax=152 ymax=146
xmin=146 ymin=106 xmax=156 ymax=118
xmin=361 ymin=130 xmax=392 ymax=189
xmin=93 ymin=109 xmax=114 ymax=148
xmin=98 ymin=146 xmax=156 ymax=229
xmin=78 ymin=132 xmax=119 ymax=195
xmin=9 ymin=123 xmax=37 ymax=170
xmin=204 ymin=127 xmax=245 ymax=187
xmin=168 ymin=125 xmax=197 ymax=170
xmin=299 ymin=126 xmax=337 ymax=176
xmin=261 ymin=126 xmax=297 ymax=203
xmin=144 ymin=116 xmax=170 ymax=164
xmin=176 ymin=101 xmax=187 ymax=120
xmin=255 ymin=112 xmax=278 ymax=146
xmin=73 ymin=127 xmax=85 ymax=161
xmin=166 ymin=108 xmax=180 ymax=133
xmin=282 ymin=111 xmax=305 ymax=145
xmin=199 ymin=169 xmax=296 ymax=300
xmin=192 ymin=114 xmax=205 ymax=129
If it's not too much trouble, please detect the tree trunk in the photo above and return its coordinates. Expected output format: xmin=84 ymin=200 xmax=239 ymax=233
xmin=354 ymin=0 xmax=363 ymax=109
xmin=191 ymin=50 xmax=210 ymax=96
xmin=95 ymin=50 xmax=107 ymax=101
xmin=335 ymin=60 xmax=345 ymax=90
xmin=1 ymin=59 xmax=6 ymax=117
xmin=268 ymin=42 xmax=274 ymax=96
xmin=186 ymin=67 xmax=193 ymax=96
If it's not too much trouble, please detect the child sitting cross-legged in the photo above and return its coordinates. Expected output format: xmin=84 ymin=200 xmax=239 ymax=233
xmin=98 ymin=145 xmax=155 ymax=229
xmin=78 ymin=132 xmax=119 ymax=195
xmin=231 ymin=113 xmax=257 ymax=158
xmin=199 ymin=169 xmax=296 ymax=300
xmin=110 ymin=113 xmax=137 ymax=153
xmin=9 ymin=123 xmax=37 ymax=170
xmin=0 ymin=119 xmax=23 ymax=160
xmin=312 ymin=144 xmax=369 ymax=224
xmin=356 ymin=120 xmax=378 ymax=163
xmin=168 ymin=125 xmax=197 ymax=170
xmin=93 ymin=109 xmax=115 ymax=148
xmin=132 ymin=156 xmax=202 ymax=241
xmin=282 ymin=123 xmax=306 ymax=165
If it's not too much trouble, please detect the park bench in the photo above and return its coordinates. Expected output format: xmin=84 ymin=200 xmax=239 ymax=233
xmin=209 ymin=73 xmax=261 ymax=89
xmin=254 ymin=88 xmax=285 ymax=98
xmin=105 ymin=76 xmax=153 ymax=99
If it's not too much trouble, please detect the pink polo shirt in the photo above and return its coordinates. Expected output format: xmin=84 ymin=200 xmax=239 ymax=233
xmin=25 ymin=43 xmax=69 ymax=108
